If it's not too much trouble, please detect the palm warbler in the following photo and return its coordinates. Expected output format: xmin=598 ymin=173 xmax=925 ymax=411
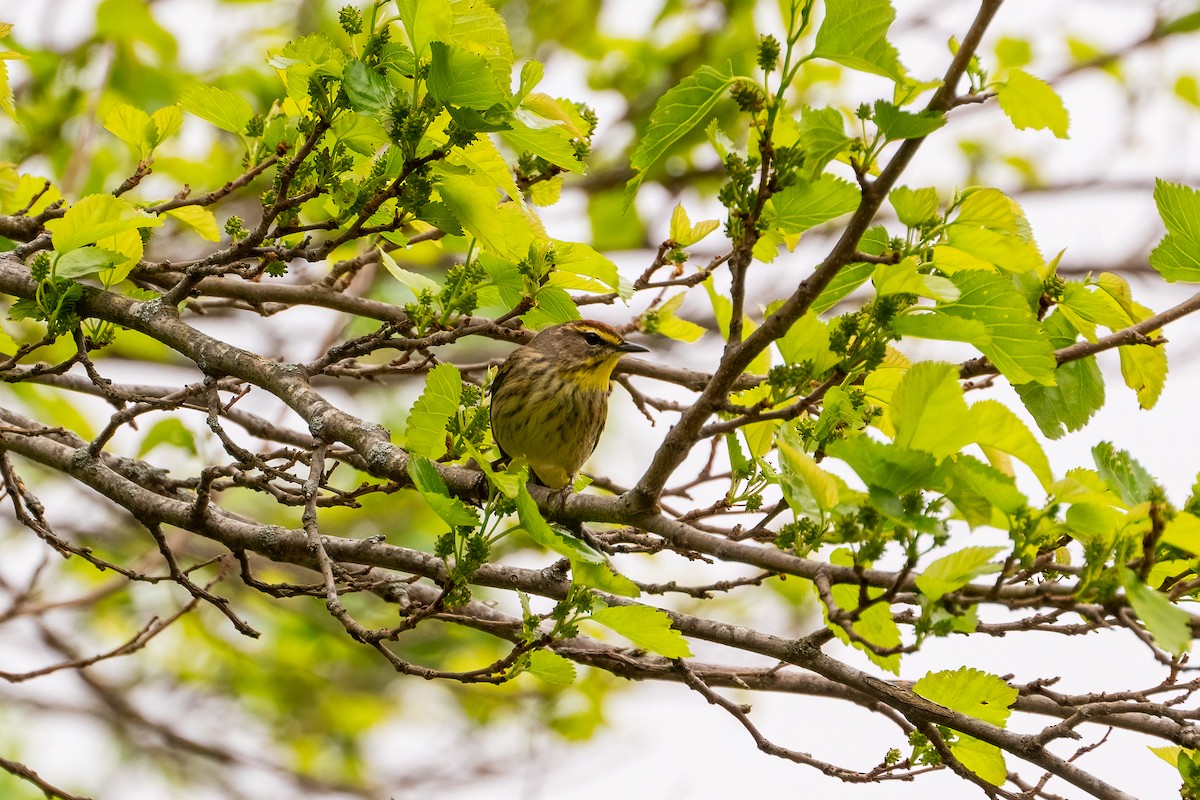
xmin=490 ymin=320 xmax=649 ymax=488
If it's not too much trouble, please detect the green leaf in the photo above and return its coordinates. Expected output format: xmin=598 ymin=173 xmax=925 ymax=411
xmin=827 ymin=550 xmax=903 ymax=673
xmin=669 ymin=204 xmax=720 ymax=246
xmin=47 ymin=194 xmax=163 ymax=254
xmin=873 ymin=100 xmax=946 ymax=140
xmin=553 ymin=242 xmax=619 ymax=290
xmin=396 ymin=0 xmax=453 ymax=58
xmin=812 ymin=0 xmax=907 ymax=81
xmin=936 ymin=455 xmax=1028 ymax=527
xmin=889 ymin=362 xmax=970 ymax=460
xmin=1093 ymin=441 xmax=1157 ymax=506
xmin=1149 ymin=180 xmax=1200 ymax=282
xmin=1015 ymin=357 xmax=1104 ymax=439
xmin=889 ymin=185 xmax=940 ymax=226
xmin=893 ymin=270 xmax=1056 ymax=385
xmin=407 ymin=455 xmax=480 ymax=527
xmin=811 ymin=260 xmax=874 ymax=315
xmin=826 ymin=436 xmax=937 ymax=496
xmin=1121 ymin=569 xmax=1191 ymax=657
xmin=380 ymin=248 xmax=440 ymax=297
xmin=514 ymin=482 xmax=605 ymax=564
xmin=997 ymin=68 xmax=1070 ymax=138
xmin=343 ymin=60 xmax=395 ymax=114
xmin=501 ymin=118 xmax=585 ymax=173
xmin=650 ymin=294 xmax=706 ymax=343
xmin=797 ymin=106 xmax=851 ymax=180
xmin=436 ymin=173 xmax=539 ymax=260
xmin=915 ymin=546 xmax=1004 ymax=600
xmin=914 ymin=667 xmax=1017 ymax=785
xmin=1162 ymin=512 xmax=1200 ymax=555
xmin=968 ymin=400 xmax=1053 ymax=489
xmin=766 ymin=173 xmax=860 ymax=234
xmin=778 ymin=433 xmax=840 ymax=517
xmin=55 ymin=246 xmax=125 ymax=279
xmin=1119 ymin=344 xmax=1167 ymax=410
xmin=404 ymin=362 xmax=462 ymax=459
xmin=590 ymin=605 xmax=693 ymax=658
xmin=180 ymin=85 xmax=253 ymax=135
xmin=872 ymin=258 xmax=959 ymax=302
xmin=428 ymin=41 xmax=509 ymax=110
xmin=164 ymin=206 xmax=220 ymax=242
xmin=527 ymin=650 xmax=576 ymax=685
xmin=136 ymin=418 xmax=197 ymax=457
xmin=944 ymin=188 xmax=1043 ymax=274
xmin=1014 ymin=311 xmax=1104 ymax=438
xmin=571 ymin=560 xmax=641 ymax=597
xmin=104 ymin=102 xmax=154 ymax=155
xmin=777 ymin=312 xmax=840 ymax=374
xmin=626 ymin=65 xmax=739 ymax=200
xmin=523 ymin=285 xmax=580 ymax=329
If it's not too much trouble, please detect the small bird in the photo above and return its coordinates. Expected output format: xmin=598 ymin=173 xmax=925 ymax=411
xmin=490 ymin=320 xmax=649 ymax=488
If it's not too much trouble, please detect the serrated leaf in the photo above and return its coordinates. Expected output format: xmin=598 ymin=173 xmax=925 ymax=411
xmin=945 ymin=188 xmax=1043 ymax=274
xmin=104 ymin=102 xmax=154 ymax=155
xmin=405 ymin=363 xmax=462 ymax=459
xmin=428 ymin=41 xmax=508 ymax=110
xmin=396 ymin=0 xmax=453 ymax=58
xmin=553 ymin=241 xmax=619 ymax=290
xmin=872 ymin=258 xmax=959 ymax=302
xmin=969 ymin=400 xmax=1053 ymax=489
xmin=437 ymin=173 xmax=539 ymax=260
xmin=590 ymin=605 xmax=692 ymax=658
xmin=893 ymin=270 xmax=1056 ymax=385
xmin=797 ymin=106 xmax=851 ymax=180
xmin=626 ymin=65 xmax=739 ymax=200
xmin=914 ymin=667 xmax=1016 ymax=784
xmin=827 ymin=549 xmax=902 ymax=673
xmin=1093 ymin=441 xmax=1156 ymax=506
xmin=1149 ymin=180 xmax=1200 ymax=282
xmin=379 ymin=248 xmax=440 ymax=297
xmin=778 ymin=433 xmax=840 ymax=516
xmin=1162 ymin=512 xmax=1200 ymax=556
xmin=669 ymin=204 xmax=720 ymax=246
xmin=500 ymin=117 xmax=584 ymax=172
xmin=343 ymin=59 xmax=395 ymax=114
xmin=997 ymin=68 xmax=1069 ymax=138
xmin=889 ymin=361 xmax=970 ymax=460
xmin=889 ymin=185 xmax=940 ymax=226
xmin=514 ymin=482 xmax=605 ymax=564
xmin=935 ymin=454 xmax=1027 ymax=527
xmin=811 ymin=260 xmax=874 ymax=315
xmin=47 ymin=194 xmax=163 ymax=254
xmin=812 ymin=0 xmax=907 ymax=81
xmin=915 ymin=546 xmax=1004 ymax=600
xmin=571 ymin=560 xmax=641 ymax=596
xmin=826 ymin=436 xmax=937 ymax=496
xmin=165 ymin=206 xmax=220 ymax=242
xmin=873 ymin=100 xmax=946 ymax=140
xmin=55 ymin=247 xmax=125 ymax=279
xmin=527 ymin=650 xmax=576 ymax=685
xmin=651 ymin=293 xmax=706 ymax=342
xmin=1121 ymin=569 xmax=1191 ymax=656
xmin=407 ymin=455 xmax=480 ymax=527
xmin=766 ymin=173 xmax=860 ymax=234
xmin=180 ymin=85 xmax=253 ymax=135
xmin=1119 ymin=344 xmax=1167 ymax=410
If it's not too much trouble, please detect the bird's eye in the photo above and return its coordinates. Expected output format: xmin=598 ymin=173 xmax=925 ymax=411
xmin=582 ymin=331 xmax=603 ymax=346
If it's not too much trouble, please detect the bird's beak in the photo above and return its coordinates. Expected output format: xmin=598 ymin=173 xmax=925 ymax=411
xmin=617 ymin=341 xmax=650 ymax=354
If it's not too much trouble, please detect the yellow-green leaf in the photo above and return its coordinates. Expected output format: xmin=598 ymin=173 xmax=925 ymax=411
xmin=590 ymin=605 xmax=692 ymax=658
